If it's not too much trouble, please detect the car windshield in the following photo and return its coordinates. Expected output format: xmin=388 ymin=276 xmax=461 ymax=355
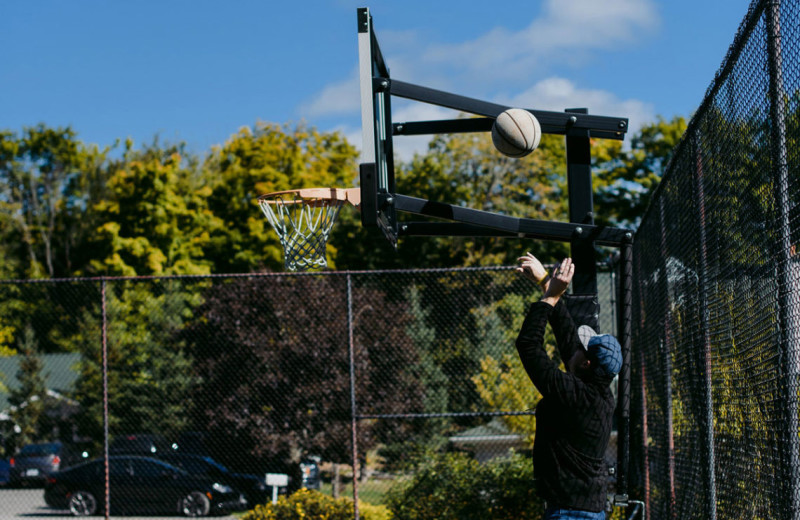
xmin=202 ymin=457 xmax=229 ymax=473
xmin=20 ymin=443 xmax=60 ymax=456
xmin=134 ymin=458 xmax=188 ymax=477
xmin=170 ymin=456 xmax=228 ymax=475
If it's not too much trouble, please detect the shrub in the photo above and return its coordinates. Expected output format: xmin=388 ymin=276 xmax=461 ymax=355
xmin=359 ymin=502 xmax=393 ymax=520
xmin=385 ymin=452 xmax=544 ymax=520
xmin=241 ymin=488 xmax=390 ymax=520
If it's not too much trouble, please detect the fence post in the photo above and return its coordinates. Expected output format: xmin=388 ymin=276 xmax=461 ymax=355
xmin=631 ymin=249 xmax=652 ymax=520
xmin=633 ymin=250 xmax=651 ymax=520
xmin=657 ymin=198 xmax=677 ymax=520
xmin=101 ymin=279 xmax=110 ymax=520
xmin=347 ymin=275 xmax=361 ymax=520
xmin=766 ymin=1 xmax=800 ymax=517
xmin=609 ymin=261 xmax=617 ymax=338
xmin=693 ymin=129 xmax=718 ymax=520
xmin=616 ymin=239 xmax=633 ymax=505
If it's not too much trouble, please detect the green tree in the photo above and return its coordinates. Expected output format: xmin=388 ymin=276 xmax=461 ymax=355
xmin=378 ymin=285 xmax=452 ymax=470
xmin=469 ymin=289 xmax=560 ymax=445
xmin=7 ymin=326 xmax=48 ymax=451
xmin=0 ymin=125 xmax=111 ymax=278
xmin=71 ymin=280 xmax=200 ymax=448
xmin=87 ymin=142 xmax=222 ymax=276
xmin=0 ymin=286 xmax=17 ymax=355
xmin=202 ymin=122 xmax=359 ymax=273
xmin=592 ymin=116 xmax=688 ymax=228
xmin=407 ymin=285 xmax=450 ymax=416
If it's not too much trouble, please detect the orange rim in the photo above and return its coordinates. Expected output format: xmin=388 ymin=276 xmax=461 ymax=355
xmin=257 ymin=187 xmax=361 ymax=206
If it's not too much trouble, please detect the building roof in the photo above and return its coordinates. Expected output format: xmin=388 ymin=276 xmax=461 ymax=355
xmin=449 ymin=418 xmax=524 ymax=444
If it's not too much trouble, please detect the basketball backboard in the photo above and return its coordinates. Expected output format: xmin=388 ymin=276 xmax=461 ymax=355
xmin=358 ymin=7 xmax=398 ymax=247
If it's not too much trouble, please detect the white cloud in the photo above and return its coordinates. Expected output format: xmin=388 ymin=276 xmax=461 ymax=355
xmin=303 ymin=0 xmax=658 ymax=117
xmin=506 ymin=77 xmax=656 ymax=147
xmin=410 ymin=0 xmax=659 ymax=89
xmin=526 ymin=0 xmax=659 ymax=50
xmin=300 ymin=71 xmax=360 ymax=117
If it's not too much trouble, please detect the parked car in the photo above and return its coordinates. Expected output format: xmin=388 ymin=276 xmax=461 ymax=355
xmin=109 ymin=433 xmax=176 ymax=456
xmin=44 ymin=455 xmax=247 ymax=516
xmin=9 ymin=442 xmax=88 ymax=487
xmin=159 ymin=453 xmax=270 ymax=507
xmin=0 ymin=458 xmax=9 ymax=486
xmin=175 ymin=432 xmax=212 ymax=456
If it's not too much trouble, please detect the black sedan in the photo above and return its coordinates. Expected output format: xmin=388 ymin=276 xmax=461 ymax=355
xmin=44 ymin=455 xmax=247 ymax=516
xmin=158 ymin=454 xmax=270 ymax=507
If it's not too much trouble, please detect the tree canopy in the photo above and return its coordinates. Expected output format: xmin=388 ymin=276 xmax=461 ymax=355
xmin=0 ymin=117 xmax=685 ymax=278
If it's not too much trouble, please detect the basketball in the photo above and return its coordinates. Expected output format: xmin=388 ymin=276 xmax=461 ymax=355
xmin=491 ymin=108 xmax=542 ymax=158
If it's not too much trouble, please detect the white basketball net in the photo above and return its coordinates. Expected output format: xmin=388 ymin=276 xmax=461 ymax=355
xmin=258 ymin=192 xmax=346 ymax=271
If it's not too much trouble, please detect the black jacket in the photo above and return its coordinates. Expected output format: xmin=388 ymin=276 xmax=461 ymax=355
xmin=515 ymin=299 xmax=615 ymax=512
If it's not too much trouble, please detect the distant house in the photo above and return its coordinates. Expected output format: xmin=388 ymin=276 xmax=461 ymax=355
xmin=448 ymin=418 xmax=527 ymax=463
xmin=0 ymin=353 xmax=82 ymax=423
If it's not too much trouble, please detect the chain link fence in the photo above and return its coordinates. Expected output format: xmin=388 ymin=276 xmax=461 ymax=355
xmin=629 ymin=0 xmax=800 ymax=519
xmin=0 ymin=266 xmax=619 ymax=516
xmin=9 ymin=2 xmax=798 ymax=517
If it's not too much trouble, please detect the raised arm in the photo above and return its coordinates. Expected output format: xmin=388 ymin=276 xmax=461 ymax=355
xmin=515 ymin=255 xmax=583 ymax=405
xmin=518 ymin=254 xmax=582 ymax=365
xmin=549 ymin=299 xmax=582 ymax=366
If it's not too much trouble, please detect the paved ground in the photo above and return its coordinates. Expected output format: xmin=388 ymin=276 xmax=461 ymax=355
xmin=1 ymin=488 xmax=73 ymax=519
xmin=0 ymin=488 xmax=237 ymax=519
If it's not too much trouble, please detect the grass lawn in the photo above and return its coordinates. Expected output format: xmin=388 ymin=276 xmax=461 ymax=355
xmin=320 ymin=478 xmax=394 ymax=506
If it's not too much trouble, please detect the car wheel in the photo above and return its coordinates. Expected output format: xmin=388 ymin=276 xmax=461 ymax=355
xmin=69 ymin=490 xmax=98 ymax=516
xmin=179 ymin=491 xmax=211 ymax=517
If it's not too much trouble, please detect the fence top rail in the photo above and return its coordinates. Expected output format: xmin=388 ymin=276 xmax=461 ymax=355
xmin=0 ymin=266 xmax=516 ymax=284
xmin=0 ymin=262 xmax=620 ymax=285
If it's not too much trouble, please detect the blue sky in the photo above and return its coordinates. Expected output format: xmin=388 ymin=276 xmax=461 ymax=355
xmin=2 ymin=0 xmax=752 ymax=160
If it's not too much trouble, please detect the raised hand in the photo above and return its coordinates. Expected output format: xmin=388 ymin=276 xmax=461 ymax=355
xmin=543 ymin=258 xmax=574 ymax=301
xmin=516 ymin=252 xmax=548 ymax=285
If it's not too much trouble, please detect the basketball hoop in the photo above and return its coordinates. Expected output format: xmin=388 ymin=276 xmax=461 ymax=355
xmin=258 ymin=188 xmax=361 ymax=271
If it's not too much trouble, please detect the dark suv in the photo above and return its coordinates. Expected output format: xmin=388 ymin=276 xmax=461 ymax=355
xmin=9 ymin=442 xmax=86 ymax=487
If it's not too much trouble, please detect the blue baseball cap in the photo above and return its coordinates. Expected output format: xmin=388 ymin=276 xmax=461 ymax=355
xmin=578 ymin=325 xmax=622 ymax=377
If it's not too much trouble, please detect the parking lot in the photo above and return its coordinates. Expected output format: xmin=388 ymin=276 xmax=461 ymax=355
xmin=0 ymin=489 xmax=238 ymax=520
xmin=0 ymin=488 xmax=68 ymax=519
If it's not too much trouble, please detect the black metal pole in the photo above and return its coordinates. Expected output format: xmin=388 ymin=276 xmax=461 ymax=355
xmin=766 ymin=2 xmax=800 ymax=517
xmin=617 ymin=238 xmax=633 ymax=503
xmin=346 ymin=275 xmax=361 ymax=520
xmin=388 ymin=79 xmax=629 ymax=137
xmin=566 ymin=108 xmax=599 ymax=331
